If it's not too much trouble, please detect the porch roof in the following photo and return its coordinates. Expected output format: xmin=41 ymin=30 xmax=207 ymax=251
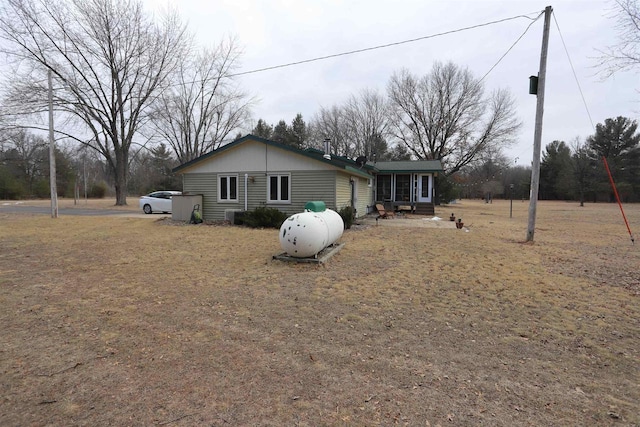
xmin=373 ymin=160 xmax=443 ymax=173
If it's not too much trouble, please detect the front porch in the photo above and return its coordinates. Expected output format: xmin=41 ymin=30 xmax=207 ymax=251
xmin=375 ymin=172 xmax=435 ymax=215
xmin=383 ymin=202 xmax=435 ymax=216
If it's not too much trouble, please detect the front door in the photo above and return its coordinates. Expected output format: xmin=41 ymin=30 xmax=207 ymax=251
xmin=417 ymin=174 xmax=432 ymax=203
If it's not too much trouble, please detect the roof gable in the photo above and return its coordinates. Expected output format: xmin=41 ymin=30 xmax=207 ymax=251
xmin=172 ymin=134 xmax=373 ymax=178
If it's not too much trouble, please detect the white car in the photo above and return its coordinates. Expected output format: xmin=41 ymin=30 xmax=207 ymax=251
xmin=139 ymin=191 xmax=181 ymax=214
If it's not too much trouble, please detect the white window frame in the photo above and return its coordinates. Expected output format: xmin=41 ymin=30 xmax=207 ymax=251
xmin=218 ymin=174 xmax=238 ymax=203
xmin=267 ymin=173 xmax=291 ymax=204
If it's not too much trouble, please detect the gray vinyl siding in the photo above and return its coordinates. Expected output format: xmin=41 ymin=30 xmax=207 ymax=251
xmin=281 ymin=170 xmax=337 ymax=215
xmin=336 ymin=173 xmax=351 ymax=212
xmin=356 ymin=176 xmax=373 ymax=217
xmin=183 ymin=172 xmax=253 ymax=220
xmin=335 ymin=173 xmax=370 ymax=218
xmin=182 ymin=173 xmax=214 ymax=213
xmin=183 ymin=170 xmax=338 ymax=220
xmin=247 ymin=173 xmax=267 ymax=212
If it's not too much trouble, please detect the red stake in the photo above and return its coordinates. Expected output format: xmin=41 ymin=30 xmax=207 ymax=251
xmin=603 ymin=156 xmax=635 ymax=245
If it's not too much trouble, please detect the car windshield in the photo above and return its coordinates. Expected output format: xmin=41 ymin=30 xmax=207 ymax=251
xmin=145 ymin=191 xmax=180 ymax=198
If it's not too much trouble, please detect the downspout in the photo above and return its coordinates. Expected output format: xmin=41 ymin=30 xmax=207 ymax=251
xmin=244 ymin=173 xmax=248 ymax=211
xmin=350 ymin=177 xmax=355 ymax=210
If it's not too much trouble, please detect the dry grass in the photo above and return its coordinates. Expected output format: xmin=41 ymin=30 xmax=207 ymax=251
xmin=1 ymin=199 xmax=638 ymax=426
xmin=2 ymin=197 xmax=141 ymax=211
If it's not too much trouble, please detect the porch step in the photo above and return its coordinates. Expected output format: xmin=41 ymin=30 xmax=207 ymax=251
xmin=413 ymin=203 xmax=435 ymax=216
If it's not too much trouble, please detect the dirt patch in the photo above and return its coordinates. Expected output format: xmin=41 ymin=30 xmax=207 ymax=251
xmin=0 ymin=200 xmax=638 ymax=426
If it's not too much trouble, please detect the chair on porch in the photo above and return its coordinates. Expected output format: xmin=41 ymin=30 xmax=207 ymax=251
xmin=375 ymin=203 xmax=395 ymax=219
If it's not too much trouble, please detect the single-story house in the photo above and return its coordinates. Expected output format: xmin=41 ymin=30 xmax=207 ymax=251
xmin=172 ymin=134 xmax=443 ymax=221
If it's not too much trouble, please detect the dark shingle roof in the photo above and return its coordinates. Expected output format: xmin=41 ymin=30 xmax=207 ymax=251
xmin=373 ymin=160 xmax=443 ymax=173
xmin=172 ymin=134 xmax=443 ymax=176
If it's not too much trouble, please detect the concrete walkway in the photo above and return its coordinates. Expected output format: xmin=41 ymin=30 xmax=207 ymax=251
xmin=356 ymin=214 xmax=459 ymax=229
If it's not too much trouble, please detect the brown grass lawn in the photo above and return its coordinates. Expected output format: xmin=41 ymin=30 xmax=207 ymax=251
xmin=1 ymin=199 xmax=638 ymax=426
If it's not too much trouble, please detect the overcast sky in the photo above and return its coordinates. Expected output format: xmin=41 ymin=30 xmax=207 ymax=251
xmin=145 ymin=1 xmax=636 ymax=164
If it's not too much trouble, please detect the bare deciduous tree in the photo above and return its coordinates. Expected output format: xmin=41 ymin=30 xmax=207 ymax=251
xmin=342 ymin=89 xmax=390 ymax=159
xmin=149 ymin=37 xmax=252 ymax=163
xmin=597 ymin=0 xmax=640 ymax=76
xmin=0 ymin=0 xmax=189 ymax=205
xmin=310 ymin=89 xmax=390 ymax=160
xmin=387 ymin=62 xmax=521 ymax=176
xmin=1 ymin=129 xmax=47 ymax=194
xmin=309 ymin=105 xmax=349 ymax=156
xmin=570 ymin=138 xmax=595 ymax=207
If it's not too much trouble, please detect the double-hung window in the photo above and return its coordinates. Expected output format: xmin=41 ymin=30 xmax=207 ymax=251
xmin=218 ymin=174 xmax=238 ymax=202
xmin=268 ymin=174 xmax=290 ymax=204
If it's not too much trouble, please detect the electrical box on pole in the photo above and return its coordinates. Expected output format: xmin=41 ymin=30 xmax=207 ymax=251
xmin=526 ymin=6 xmax=552 ymax=242
xmin=529 ymin=75 xmax=539 ymax=95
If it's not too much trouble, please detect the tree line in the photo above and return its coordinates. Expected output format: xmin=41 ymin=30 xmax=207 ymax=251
xmin=539 ymin=117 xmax=640 ymax=204
xmin=0 ymin=129 xmax=180 ymax=200
xmin=455 ymin=116 xmax=640 ymax=204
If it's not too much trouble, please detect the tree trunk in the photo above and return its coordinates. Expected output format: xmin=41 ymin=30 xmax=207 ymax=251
xmin=114 ymin=150 xmax=128 ymax=206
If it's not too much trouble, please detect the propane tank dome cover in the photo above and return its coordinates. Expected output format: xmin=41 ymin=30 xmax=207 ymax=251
xmin=304 ymin=201 xmax=326 ymax=212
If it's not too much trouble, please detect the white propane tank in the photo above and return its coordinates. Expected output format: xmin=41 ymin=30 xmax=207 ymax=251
xmin=279 ymin=208 xmax=344 ymax=258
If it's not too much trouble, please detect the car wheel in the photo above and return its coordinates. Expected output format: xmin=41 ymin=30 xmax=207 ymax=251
xmin=143 ymin=204 xmax=152 ymax=214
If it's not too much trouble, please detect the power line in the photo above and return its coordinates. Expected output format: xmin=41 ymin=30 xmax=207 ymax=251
xmin=1 ymin=9 xmax=546 ymax=123
xmin=226 ymin=11 xmax=544 ymax=79
xmin=0 ymin=10 xmax=544 ymax=97
xmin=552 ymin=12 xmax=595 ymax=131
xmin=478 ymin=11 xmax=544 ymax=83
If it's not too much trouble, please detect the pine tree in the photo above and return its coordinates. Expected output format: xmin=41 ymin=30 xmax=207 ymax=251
xmin=272 ymin=120 xmax=290 ymax=144
xmin=290 ymin=113 xmax=307 ymax=148
xmin=253 ymin=119 xmax=273 ymax=139
xmin=540 ymin=140 xmax=573 ymax=200
xmin=587 ymin=116 xmax=640 ymax=201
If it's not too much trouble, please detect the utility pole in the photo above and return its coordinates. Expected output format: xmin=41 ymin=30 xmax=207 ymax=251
xmin=84 ymin=155 xmax=88 ymax=204
xmin=48 ymin=69 xmax=58 ymax=218
xmin=526 ymin=5 xmax=552 ymax=242
xmin=510 ymin=183 xmax=514 ymax=218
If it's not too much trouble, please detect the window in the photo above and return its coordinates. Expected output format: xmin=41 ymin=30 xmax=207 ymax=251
xmin=395 ymin=174 xmax=411 ymax=202
xmin=421 ymin=175 xmax=430 ymax=198
xmin=218 ymin=175 xmax=238 ymax=202
xmin=376 ymin=175 xmax=392 ymax=201
xmin=268 ymin=174 xmax=290 ymax=203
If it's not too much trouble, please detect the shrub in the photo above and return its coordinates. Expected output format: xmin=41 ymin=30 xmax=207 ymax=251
xmin=0 ymin=168 xmax=26 ymax=199
xmin=88 ymin=181 xmax=108 ymax=198
xmin=338 ymin=206 xmax=355 ymax=229
xmin=242 ymin=206 xmax=288 ymax=229
xmin=32 ymin=179 xmax=50 ymax=198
